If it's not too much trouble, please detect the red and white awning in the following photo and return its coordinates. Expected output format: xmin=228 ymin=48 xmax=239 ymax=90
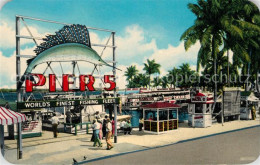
xmin=0 ymin=107 xmax=27 ymax=125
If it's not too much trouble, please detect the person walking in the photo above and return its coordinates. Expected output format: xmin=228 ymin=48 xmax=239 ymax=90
xmin=251 ymin=106 xmax=256 ymax=120
xmin=106 ymin=119 xmax=113 ymax=150
xmin=124 ymin=120 xmax=132 ymax=135
xmin=92 ymin=119 xmax=102 ymax=147
xmin=139 ymin=117 xmax=144 ymax=131
xmin=97 ymin=119 xmax=103 ymax=141
xmin=51 ymin=113 xmax=59 ymax=138
xmin=111 ymin=118 xmax=115 ymax=139
xmin=90 ymin=120 xmax=95 ymax=142
xmin=102 ymin=115 xmax=108 ymax=139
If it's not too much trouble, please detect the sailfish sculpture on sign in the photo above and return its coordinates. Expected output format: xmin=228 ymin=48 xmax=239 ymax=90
xmin=17 ymin=24 xmax=117 ymax=90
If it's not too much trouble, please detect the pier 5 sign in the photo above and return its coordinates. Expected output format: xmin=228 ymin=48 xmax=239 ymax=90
xmin=25 ymin=74 xmax=116 ymax=92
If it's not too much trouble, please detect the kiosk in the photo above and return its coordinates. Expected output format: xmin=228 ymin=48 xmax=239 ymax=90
xmin=188 ymin=92 xmax=213 ymax=128
xmin=240 ymin=91 xmax=259 ymax=120
xmin=142 ymin=102 xmax=180 ymax=134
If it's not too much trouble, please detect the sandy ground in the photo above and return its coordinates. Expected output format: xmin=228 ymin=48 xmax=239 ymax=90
xmin=3 ymin=119 xmax=260 ymax=165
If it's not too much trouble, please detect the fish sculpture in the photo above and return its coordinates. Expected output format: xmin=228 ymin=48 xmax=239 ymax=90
xmin=17 ymin=24 xmax=118 ymax=90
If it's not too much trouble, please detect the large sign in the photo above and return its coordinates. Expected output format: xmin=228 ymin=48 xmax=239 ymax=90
xmin=25 ymin=74 xmax=116 ymax=92
xmin=17 ymin=98 xmax=120 ymax=109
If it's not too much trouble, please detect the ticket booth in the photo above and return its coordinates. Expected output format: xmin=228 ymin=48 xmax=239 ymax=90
xmin=188 ymin=92 xmax=213 ymax=128
xmin=142 ymin=102 xmax=180 ymax=134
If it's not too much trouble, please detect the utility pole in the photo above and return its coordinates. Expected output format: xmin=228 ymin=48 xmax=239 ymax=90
xmin=16 ymin=16 xmax=23 ymax=159
xmin=112 ymin=32 xmax=118 ymax=143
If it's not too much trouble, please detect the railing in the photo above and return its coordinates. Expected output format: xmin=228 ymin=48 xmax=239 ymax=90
xmin=64 ymin=122 xmax=91 ymax=135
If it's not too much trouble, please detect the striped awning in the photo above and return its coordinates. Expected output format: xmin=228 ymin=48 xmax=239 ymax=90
xmin=0 ymin=107 xmax=27 ymax=125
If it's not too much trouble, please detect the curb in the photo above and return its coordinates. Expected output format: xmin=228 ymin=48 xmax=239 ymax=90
xmin=77 ymin=124 xmax=260 ymax=164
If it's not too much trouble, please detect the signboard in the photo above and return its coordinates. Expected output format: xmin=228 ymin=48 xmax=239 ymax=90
xmin=140 ymin=97 xmax=154 ymax=101
xmin=25 ymin=74 xmax=116 ymax=92
xmin=17 ymin=98 xmax=120 ymax=109
xmin=173 ymin=94 xmax=190 ymax=100
xmin=223 ymin=90 xmax=240 ymax=117
xmin=191 ymin=96 xmax=207 ymax=102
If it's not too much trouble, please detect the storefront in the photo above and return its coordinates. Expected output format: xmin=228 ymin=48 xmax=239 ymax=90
xmin=188 ymin=92 xmax=213 ymax=128
xmin=16 ymin=109 xmax=43 ymax=138
xmin=142 ymin=102 xmax=180 ymax=134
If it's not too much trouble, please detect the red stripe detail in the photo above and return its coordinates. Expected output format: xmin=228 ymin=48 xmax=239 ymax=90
xmin=0 ymin=107 xmax=8 ymax=125
xmin=6 ymin=108 xmax=19 ymax=123
xmin=23 ymin=114 xmax=26 ymax=121
xmin=1 ymin=107 xmax=14 ymax=124
xmin=15 ymin=110 xmax=24 ymax=122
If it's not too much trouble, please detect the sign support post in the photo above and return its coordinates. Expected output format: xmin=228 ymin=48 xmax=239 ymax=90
xmin=112 ymin=32 xmax=118 ymax=143
xmin=16 ymin=16 xmax=23 ymax=160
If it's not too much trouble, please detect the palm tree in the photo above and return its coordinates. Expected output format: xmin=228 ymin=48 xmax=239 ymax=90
xmin=133 ymin=74 xmax=150 ymax=88
xmin=124 ymin=65 xmax=139 ymax=87
xmin=161 ymin=76 xmax=169 ymax=88
xmin=143 ymin=59 xmax=161 ymax=88
xmin=152 ymin=77 xmax=162 ymax=88
xmin=168 ymin=67 xmax=179 ymax=88
xmin=234 ymin=1 xmax=260 ymax=91
xmin=178 ymin=63 xmax=197 ymax=87
xmin=180 ymin=0 xmax=259 ymax=104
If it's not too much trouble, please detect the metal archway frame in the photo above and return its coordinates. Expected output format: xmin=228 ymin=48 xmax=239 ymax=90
xmin=15 ymin=15 xmax=118 ymax=159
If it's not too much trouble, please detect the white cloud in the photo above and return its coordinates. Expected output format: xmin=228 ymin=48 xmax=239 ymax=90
xmin=0 ymin=51 xmax=16 ymax=88
xmin=149 ymin=41 xmax=199 ymax=71
xmin=116 ymin=25 xmax=157 ymax=65
xmin=0 ymin=0 xmax=12 ymax=11
xmin=0 ymin=20 xmax=47 ymax=49
xmin=0 ymin=46 xmax=38 ymax=88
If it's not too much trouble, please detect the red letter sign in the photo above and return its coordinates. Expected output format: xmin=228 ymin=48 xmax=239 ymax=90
xmin=62 ymin=74 xmax=74 ymax=92
xmin=104 ymin=75 xmax=116 ymax=91
xmin=79 ymin=75 xmax=95 ymax=91
xmin=49 ymin=74 xmax=56 ymax=92
xmin=25 ymin=74 xmax=46 ymax=92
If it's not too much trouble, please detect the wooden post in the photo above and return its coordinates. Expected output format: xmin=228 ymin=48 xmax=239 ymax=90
xmin=143 ymin=109 xmax=145 ymax=130
xmin=157 ymin=109 xmax=159 ymax=133
xmin=0 ymin=125 xmax=4 ymax=156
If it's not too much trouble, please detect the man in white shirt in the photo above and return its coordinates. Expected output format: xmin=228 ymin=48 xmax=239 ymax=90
xmin=106 ymin=119 xmax=113 ymax=150
xmin=120 ymin=120 xmax=126 ymax=130
xmin=51 ymin=113 xmax=59 ymax=138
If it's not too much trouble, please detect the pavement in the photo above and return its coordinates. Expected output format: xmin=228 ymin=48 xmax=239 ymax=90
xmin=85 ymin=127 xmax=260 ymax=165
xmin=2 ymin=119 xmax=260 ymax=165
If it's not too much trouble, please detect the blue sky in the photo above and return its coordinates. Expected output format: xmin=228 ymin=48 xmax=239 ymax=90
xmin=0 ymin=0 xmax=200 ymax=89
xmin=1 ymin=0 xmax=195 ymax=48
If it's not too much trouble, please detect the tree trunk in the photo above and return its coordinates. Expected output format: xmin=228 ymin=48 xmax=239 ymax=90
xmin=149 ymin=75 xmax=151 ymax=89
xmin=212 ymin=36 xmax=217 ymax=109
xmin=256 ymin=70 xmax=260 ymax=93
xmin=246 ymin=49 xmax=252 ymax=91
xmin=227 ymin=50 xmax=230 ymax=87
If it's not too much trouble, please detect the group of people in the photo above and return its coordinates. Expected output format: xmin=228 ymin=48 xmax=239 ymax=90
xmin=120 ymin=120 xmax=133 ymax=135
xmin=91 ymin=115 xmax=114 ymax=150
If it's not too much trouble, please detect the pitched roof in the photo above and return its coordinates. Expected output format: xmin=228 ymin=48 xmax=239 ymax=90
xmin=142 ymin=102 xmax=180 ymax=109
xmin=0 ymin=106 xmax=27 ymax=125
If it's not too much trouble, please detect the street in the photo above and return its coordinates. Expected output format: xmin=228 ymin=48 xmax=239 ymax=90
xmin=83 ymin=126 xmax=260 ymax=165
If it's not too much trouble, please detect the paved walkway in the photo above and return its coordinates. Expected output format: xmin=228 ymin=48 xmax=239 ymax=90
xmin=3 ymin=119 xmax=260 ymax=164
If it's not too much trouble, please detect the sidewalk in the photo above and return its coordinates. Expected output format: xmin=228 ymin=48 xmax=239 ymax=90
xmin=3 ymin=119 xmax=260 ymax=165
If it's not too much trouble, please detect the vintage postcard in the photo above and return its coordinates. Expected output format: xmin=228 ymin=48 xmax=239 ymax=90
xmin=0 ymin=0 xmax=259 ymax=164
